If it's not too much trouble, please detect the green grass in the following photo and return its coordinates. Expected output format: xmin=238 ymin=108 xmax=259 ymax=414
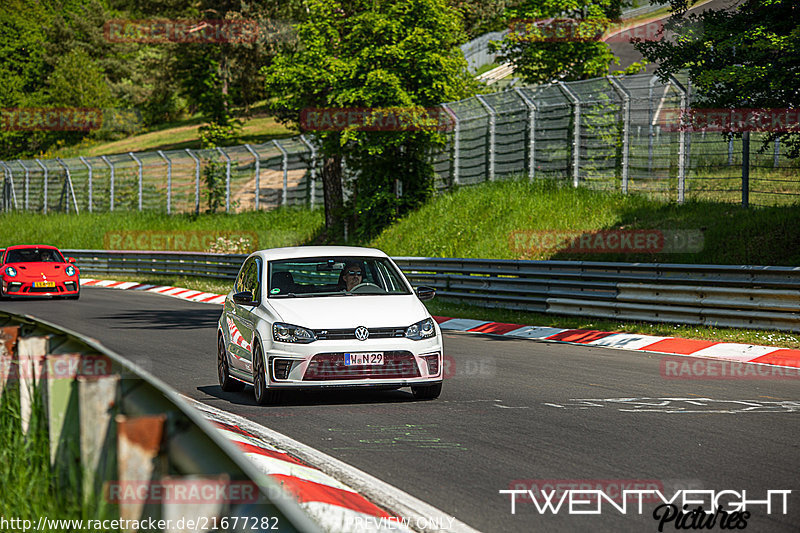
xmin=47 ymin=114 xmax=296 ymax=159
xmin=0 ymin=384 xmax=84 ymax=524
xmin=370 ymin=178 xmax=800 ymax=266
xmin=0 ymin=208 xmax=324 ymax=252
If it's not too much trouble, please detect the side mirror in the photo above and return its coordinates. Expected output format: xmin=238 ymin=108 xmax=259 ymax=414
xmin=232 ymin=291 xmax=257 ymax=306
xmin=68 ymin=257 xmax=76 ymax=263
xmin=415 ymin=286 xmax=436 ymax=301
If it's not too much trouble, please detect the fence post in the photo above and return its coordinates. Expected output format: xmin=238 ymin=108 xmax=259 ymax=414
xmin=728 ymin=137 xmax=734 ymax=166
xmin=558 ymin=81 xmax=581 ymax=188
xmin=441 ymin=103 xmax=460 ymax=186
xmin=55 ymin=158 xmax=79 ymax=214
xmin=668 ymin=76 xmax=687 ymax=204
xmin=17 ymin=160 xmax=30 ymax=210
xmin=774 ymin=138 xmax=780 ymax=168
xmin=128 ymin=152 xmax=143 ymax=211
xmin=79 ymin=156 xmax=93 ymax=213
xmin=216 ymin=147 xmax=232 ymax=213
xmin=244 ymin=144 xmax=261 ymax=210
xmin=513 ymin=88 xmax=537 ymax=181
xmin=648 ymin=76 xmax=657 ymax=174
xmin=35 ymin=159 xmax=48 ymax=214
xmin=101 ymin=156 xmax=114 ymax=211
xmin=742 ymin=130 xmax=750 ymax=207
xmin=0 ymin=162 xmax=17 ymax=210
xmin=185 ymin=149 xmax=200 ymax=215
xmin=299 ymin=136 xmax=316 ymax=208
xmin=272 ymin=139 xmax=288 ymax=206
xmin=157 ymin=151 xmax=172 ymax=214
xmin=475 ymin=95 xmax=496 ymax=181
xmin=608 ymin=76 xmax=631 ymax=194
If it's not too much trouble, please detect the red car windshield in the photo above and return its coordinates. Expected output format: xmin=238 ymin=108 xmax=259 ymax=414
xmin=6 ymin=248 xmax=64 ymax=263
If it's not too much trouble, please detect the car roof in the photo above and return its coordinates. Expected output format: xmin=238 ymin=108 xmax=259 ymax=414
xmin=5 ymin=244 xmax=61 ymax=251
xmin=252 ymin=246 xmax=388 ymax=262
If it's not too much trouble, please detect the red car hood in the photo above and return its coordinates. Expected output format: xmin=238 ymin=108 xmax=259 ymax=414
xmin=4 ymin=262 xmax=75 ymax=279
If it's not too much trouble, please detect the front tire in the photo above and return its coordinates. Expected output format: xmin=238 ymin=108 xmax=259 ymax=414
xmin=218 ymin=335 xmax=244 ymax=392
xmin=252 ymin=342 xmax=282 ymax=405
xmin=411 ymin=382 xmax=442 ymax=400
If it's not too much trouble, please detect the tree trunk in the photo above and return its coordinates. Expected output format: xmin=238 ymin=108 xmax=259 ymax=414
xmin=322 ymin=153 xmax=344 ymax=241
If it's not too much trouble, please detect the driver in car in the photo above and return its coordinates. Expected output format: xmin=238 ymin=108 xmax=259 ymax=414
xmin=338 ymin=261 xmax=364 ymax=291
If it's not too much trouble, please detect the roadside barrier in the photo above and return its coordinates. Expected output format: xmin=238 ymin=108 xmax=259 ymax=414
xmin=0 ymin=310 xmax=320 ymax=532
xmin=65 ymin=250 xmax=800 ymax=332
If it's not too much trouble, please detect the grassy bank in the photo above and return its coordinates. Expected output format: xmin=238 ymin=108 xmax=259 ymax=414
xmin=0 ymin=208 xmax=324 ymax=253
xmin=371 ymin=179 xmax=800 ymax=266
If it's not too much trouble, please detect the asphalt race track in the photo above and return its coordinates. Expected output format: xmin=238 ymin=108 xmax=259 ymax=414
xmin=3 ymin=288 xmax=799 ymax=532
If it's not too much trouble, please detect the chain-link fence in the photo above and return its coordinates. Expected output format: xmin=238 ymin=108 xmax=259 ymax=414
xmin=1 ymin=73 xmax=798 ymax=213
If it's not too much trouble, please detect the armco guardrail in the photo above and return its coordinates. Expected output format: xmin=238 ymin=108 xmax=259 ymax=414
xmin=66 ymin=250 xmax=800 ymax=332
xmin=0 ymin=310 xmax=320 ymax=532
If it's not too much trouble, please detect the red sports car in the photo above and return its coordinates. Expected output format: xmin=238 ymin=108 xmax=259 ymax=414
xmin=0 ymin=245 xmax=80 ymax=299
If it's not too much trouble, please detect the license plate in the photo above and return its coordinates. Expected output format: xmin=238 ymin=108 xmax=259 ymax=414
xmin=344 ymin=352 xmax=384 ymax=366
xmin=34 ymin=281 xmax=56 ymax=288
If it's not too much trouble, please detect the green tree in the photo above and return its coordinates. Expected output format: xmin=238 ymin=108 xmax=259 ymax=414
xmin=492 ymin=0 xmax=626 ymax=84
xmin=634 ymin=0 xmax=800 ymax=157
xmin=263 ymin=0 xmax=473 ymax=240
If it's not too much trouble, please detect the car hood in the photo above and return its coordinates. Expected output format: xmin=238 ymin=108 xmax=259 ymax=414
xmin=4 ymin=263 xmax=74 ymax=278
xmin=266 ymin=294 xmax=430 ymax=329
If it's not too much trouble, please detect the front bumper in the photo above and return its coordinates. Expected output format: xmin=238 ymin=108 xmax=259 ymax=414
xmin=264 ymin=335 xmax=443 ymax=388
xmin=2 ymin=278 xmax=79 ymax=297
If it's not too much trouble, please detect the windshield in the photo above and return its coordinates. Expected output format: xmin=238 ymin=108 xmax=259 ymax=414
xmin=268 ymin=256 xmax=411 ymax=298
xmin=6 ymin=248 xmax=65 ymax=263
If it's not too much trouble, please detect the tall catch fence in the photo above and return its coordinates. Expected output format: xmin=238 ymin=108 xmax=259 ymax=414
xmin=2 ymin=74 xmax=797 ymax=214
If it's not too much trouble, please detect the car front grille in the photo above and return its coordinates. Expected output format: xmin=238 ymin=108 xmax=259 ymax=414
xmin=312 ymin=327 xmax=406 ymax=341
xmin=27 ymin=285 xmax=63 ymax=293
xmin=303 ymin=351 xmax=420 ymax=381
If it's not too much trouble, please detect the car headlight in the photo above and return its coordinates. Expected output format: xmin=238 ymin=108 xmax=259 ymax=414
xmin=65 ymin=265 xmax=75 ymax=276
xmin=273 ymin=322 xmax=316 ymax=344
xmin=405 ymin=318 xmax=436 ymax=340
xmin=5 ymin=266 xmax=17 ymax=277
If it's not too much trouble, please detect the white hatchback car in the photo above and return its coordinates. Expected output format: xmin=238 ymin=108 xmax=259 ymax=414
xmin=217 ymin=246 xmax=443 ymax=404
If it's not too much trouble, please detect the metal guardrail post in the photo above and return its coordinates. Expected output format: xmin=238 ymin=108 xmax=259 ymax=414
xmin=185 ymin=149 xmax=200 ymax=214
xmin=55 ymin=157 xmax=79 ymax=214
xmin=157 ymin=150 xmax=172 ymax=214
xmin=475 ymin=95 xmax=496 ymax=181
xmin=216 ymin=147 xmax=232 ymax=213
xmin=272 ymin=139 xmax=288 ymax=206
xmin=128 ymin=152 xmax=143 ymax=211
xmin=17 ymin=160 xmax=30 ymax=210
xmin=101 ymin=155 xmax=115 ymax=211
xmin=243 ymin=144 xmax=261 ymax=210
xmin=299 ymin=135 xmax=316 ymax=208
xmin=608 ymin=76 xmax=631 ymax=195
xmin=558 ymin=81 xmax=581 ymax=188
xmin=0 ymin=161 xmax=17 ymax=210
xmin=79 ymin=156 xmax=93 ymax=212
xmin=668 ymin=76 xmax=687 ymax=204
xmin=513 ymin=88 xmax=537 ymax=181
xmin=35 ymin=159 xmax=48 ymax=213
xmin=441 ymin=103 xmax=460 ymax=186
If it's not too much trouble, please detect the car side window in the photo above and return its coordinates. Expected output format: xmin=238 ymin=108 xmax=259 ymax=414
xmin=234 ymin=260 xmax=251 ymax=294
xmin=244 ymin=258 xmax=262 ymax=301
